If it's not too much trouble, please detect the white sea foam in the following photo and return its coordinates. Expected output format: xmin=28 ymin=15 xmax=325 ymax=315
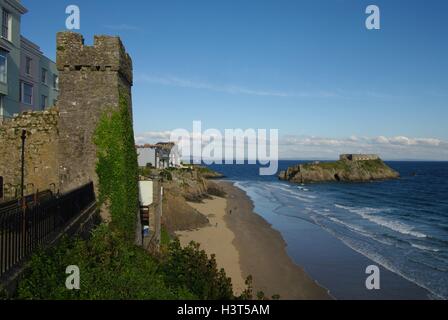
xmin=274 ymin=185 xmax=316 ymax=201
xmin=411 ymin=243 xmax=440 ymax=252
xmin=335 ymin=204 xmax=427 ymax=238
xmin=328 ymin=217 xmax=369 ymax=235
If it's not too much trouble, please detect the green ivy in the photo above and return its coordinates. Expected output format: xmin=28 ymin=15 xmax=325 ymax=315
xmin=93 ymin=92 xmax=139 ymax=239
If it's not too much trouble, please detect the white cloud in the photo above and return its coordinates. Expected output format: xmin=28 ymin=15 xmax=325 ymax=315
xmin=135 ymin=131 xmax=172 ymax=144
xmin=135 ymin=131 xmax=448 ymax=161
xmin=277 ymin=135 xmax=447 ymax=160
xmin=135 ymin=74 xmax=293 ymax=97
xmin=134 ymin=74 xmax=346 ymax=98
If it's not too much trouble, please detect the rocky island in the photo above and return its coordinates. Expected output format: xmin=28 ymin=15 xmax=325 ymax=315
xmin=278 ymin=154 xmax=400 ymax=184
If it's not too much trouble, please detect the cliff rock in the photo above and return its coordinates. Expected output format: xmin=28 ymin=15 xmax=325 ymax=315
xmin=278 ymin=159 xmax=399 ymax=183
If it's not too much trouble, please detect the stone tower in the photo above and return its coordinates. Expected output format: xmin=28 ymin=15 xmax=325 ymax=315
xmin=56 ymin=32 xmax=133 ymax=192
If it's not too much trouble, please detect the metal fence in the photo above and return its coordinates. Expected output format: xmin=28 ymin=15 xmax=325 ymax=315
xmin=0 ymin=182 xmax=95 ymax=278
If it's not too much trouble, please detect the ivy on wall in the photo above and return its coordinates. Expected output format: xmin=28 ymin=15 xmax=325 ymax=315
xmin=93 ymin=92 xmax=139 ymax=239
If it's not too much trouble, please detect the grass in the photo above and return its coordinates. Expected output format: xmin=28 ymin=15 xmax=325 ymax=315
xmin=302 ymin=159 xmax=386 ymax=172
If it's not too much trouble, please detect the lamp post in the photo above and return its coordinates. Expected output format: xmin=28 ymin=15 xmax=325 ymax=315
xmin=20 ymin=129 xmax=27 ymax=201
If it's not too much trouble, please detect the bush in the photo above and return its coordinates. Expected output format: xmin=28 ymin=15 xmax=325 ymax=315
xmin=16 ymin=225 xmax=193 ymax=299
xmin=160 ymin=169 xmax=173 ymax=181
xmin=161 ymin=240 xmax=233 ymax=300
xmin=138 ymin=166 xmax=152 ymax=177
xmin=15 ymin=225 xmax=244 ymax=300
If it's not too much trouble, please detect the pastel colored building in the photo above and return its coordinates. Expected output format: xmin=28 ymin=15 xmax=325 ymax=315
xmin=0 ymin=0 xmax=58 ymax=121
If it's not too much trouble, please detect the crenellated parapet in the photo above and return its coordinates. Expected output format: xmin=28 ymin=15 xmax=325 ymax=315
xmin=56 ymin=32 xmax=133 ymax=85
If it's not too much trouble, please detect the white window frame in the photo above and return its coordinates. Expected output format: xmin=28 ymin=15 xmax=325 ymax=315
xmin=2 ymin=9 xmax=11 ymax=41
xmin=21 ymin=81 xmax=33 ymax=105
xmin=53 ymin=74 xmax=59 ymax=90
xmin=41 ymin=95 xmax=47 ymax=110
xmin=0 ymin=95 xmax=4 ymax=117
xmin=41 ymin=68 xmax=47 ymax=84
xmin=25 ymin=56 xmax=32 ymax=76
xmin=0 ymin=50 xmax=7 ymax=83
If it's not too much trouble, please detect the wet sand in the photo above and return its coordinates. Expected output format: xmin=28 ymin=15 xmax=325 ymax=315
xmin=176 ymin=196 xmax=247 ymax=295
xmin=177 ymin=181 xmax=331 ymax=299
xmin=220 ymin=181 xmax=331 ymax=300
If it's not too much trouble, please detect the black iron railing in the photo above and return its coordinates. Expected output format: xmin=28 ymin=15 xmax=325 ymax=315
xmin=0 ymin=182 xmax=95 ymax=279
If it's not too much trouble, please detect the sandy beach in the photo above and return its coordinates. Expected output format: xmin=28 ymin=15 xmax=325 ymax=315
xmin=176 ymin=181 xmax=330 ymax=300
xmin=176 ymin=196 xmax=247 ymax=295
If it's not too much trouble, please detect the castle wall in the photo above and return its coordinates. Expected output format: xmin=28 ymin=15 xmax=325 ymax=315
xmin=1 ymin=32 xmax=134 ymax=199
xmin=0 ymin=109 xmax=59 ymax=199
xmin=340 ymin=154 xmax=379 ymax=161
xmin=56 ymin=32 xmax=133 ymax=192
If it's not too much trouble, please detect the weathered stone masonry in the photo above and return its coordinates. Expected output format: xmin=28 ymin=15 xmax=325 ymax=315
xmin=0 ymin=110 xmax=59 ymax=198
xmin=56 ymin=32 xmax=133 ymax=193
xmin=0 ymin=32 xmax=134 ymax=200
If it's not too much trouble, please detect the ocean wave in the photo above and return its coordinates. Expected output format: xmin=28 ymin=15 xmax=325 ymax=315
xmin=273 ymin=185 xmax=316 ymax=201
xmin=410 ymin=243 xmax=440 ymax=252
xmin=335 ymin=204 xmax=427 ymax=238
xmin=327 ymin=217 xmax=370 ymax=235
xmin=329 ymin=232 xmax=447 ymax=300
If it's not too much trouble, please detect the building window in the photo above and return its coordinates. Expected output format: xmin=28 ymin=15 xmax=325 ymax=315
xmin=0 ymin=95 xmax=4 ymax=117
xmin=2 ymin=10 xmax=11 ymax=41
xmin=53 ymin=74 xmax=59 ymax=89
xmin=20 ymin=82 xmax=33 ymax=105
xmin=25 ymin=56 xmax=32 ymax=75
xmin=41 ymin=68 xmax=47 ymax=84
xmin=53 ymin=99 xmax=57 ymax=107
xmin=41 ymin=95 xmax=47 ymax=110
xmin=0 ymin=50 xmax=7 ymax=83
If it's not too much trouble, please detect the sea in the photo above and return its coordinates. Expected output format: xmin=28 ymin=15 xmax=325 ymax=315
xmin=206 ymin=161 xmax=448 ymax=300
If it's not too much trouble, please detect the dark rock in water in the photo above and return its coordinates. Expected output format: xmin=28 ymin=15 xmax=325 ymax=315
xmin=278 ymin=158 xmax=399 ymax=184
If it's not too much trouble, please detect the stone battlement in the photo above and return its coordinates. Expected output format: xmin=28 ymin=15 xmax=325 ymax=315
xmin=340 ymin=154 xmax=379 ymax=161
xmin=56 ymin=32 xmax=133 ymax=85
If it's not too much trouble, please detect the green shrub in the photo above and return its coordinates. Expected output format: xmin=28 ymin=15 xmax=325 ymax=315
xmin=138 ymin=166 xmax=152 ymax=177
xmin=161 ymin=240 xmax=233 ymax=300
xmin=16 ymin=225 xmax=196 ymax=300
xmin=16 ymin=226 xmax=243 ymax=300
xmin=160 ymin=169 xmax=173 ymax=181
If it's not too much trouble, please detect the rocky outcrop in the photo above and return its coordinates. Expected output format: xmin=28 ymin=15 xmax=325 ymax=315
xmin=159 ymin=167 xmax=226 ymax=234
xmin=161 ymin=191 xmax=209 ymax=234
xmin=278 ymin=159 xmax=399 ymax=184
xmin=196 ymin=166 xmax=225 ymax=179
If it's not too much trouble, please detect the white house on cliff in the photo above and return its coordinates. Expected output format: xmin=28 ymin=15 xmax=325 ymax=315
xmin=137 ymin=142 xmax=181 ymax=168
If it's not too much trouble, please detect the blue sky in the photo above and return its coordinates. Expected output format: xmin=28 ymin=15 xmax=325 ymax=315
xmin=21 ymin=0 xmax=448 ymax=160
